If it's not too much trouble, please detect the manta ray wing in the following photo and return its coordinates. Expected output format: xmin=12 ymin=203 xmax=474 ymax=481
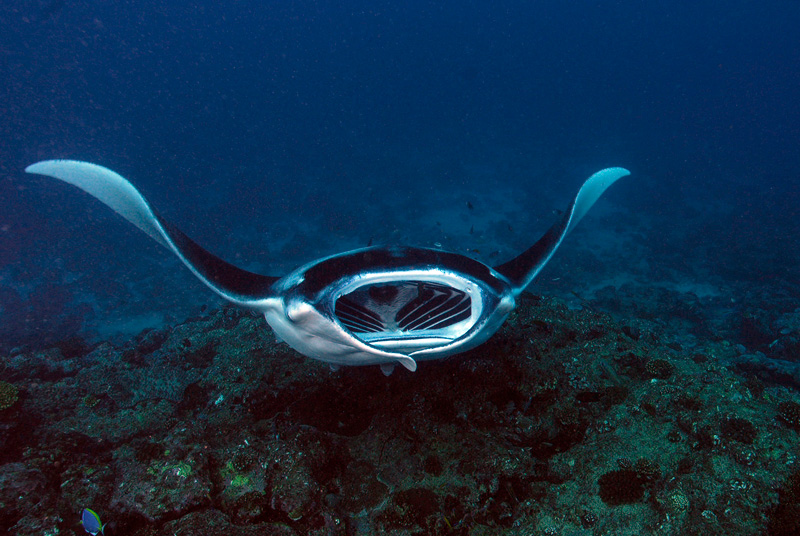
xmin=494 ymin=167 xmax=630 ymax=294
xmin=25 ymin=160 xmax=278 ymax=306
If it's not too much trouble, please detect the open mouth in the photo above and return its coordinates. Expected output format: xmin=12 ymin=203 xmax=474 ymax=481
xmin=335 ymin=281 xmax=476 ymax=350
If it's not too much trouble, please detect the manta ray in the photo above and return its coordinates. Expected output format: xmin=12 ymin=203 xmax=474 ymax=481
xmin=25 ymin=160 xmax=628 ymax=375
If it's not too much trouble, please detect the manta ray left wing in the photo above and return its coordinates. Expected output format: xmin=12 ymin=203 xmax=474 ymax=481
xmin=25 ymin=160 xmax=278 ymax=306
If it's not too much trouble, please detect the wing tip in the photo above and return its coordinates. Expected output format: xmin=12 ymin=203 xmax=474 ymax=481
xmin=24 ymin=160 xmax=53 ymax=174
xmin=608 ymin=166 xmax=631 ymax=176
xmin=587 ymin=167 xmax=631 ymax=189
xmin=25 ymin=159 xmax=95 ymax=178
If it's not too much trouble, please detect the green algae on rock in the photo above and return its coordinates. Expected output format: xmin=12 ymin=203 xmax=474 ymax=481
xmin=0 ymin=381 xmax=19 ymax=411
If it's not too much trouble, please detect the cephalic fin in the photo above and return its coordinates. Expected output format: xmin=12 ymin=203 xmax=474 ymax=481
xmin=380 ymin=356 xmax=416 ymax=375
xmin=396 ymin=355 xmax=417 ymax=372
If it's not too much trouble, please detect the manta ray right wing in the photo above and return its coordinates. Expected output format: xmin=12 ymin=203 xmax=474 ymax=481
xmin=494 ymin=167 xmax=630 ymax=295
xmin=25 ymin=160 xmax=278 ymax=307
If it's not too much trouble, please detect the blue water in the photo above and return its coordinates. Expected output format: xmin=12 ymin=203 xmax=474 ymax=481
xmin=1 ymin=0 xmax=799 ymax=350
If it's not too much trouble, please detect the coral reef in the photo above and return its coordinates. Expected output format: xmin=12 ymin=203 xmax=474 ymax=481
xmin=598 ymin=469 xmax=644 ymax=505
xmin=768 ymin=468 xmax=800 ymax=536
xmin=778 ymin=400 xmax=800 ymax=429
xmin=1 ymin=296 xmax=800 ymax=535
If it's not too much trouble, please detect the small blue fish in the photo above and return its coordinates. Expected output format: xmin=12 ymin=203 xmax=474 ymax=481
xmin=81 ymin=508 xmax=106 ymax=535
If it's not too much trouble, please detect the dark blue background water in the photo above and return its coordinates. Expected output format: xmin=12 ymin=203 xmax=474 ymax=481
xmin=2 ymin=0 xmax=799 ymax=349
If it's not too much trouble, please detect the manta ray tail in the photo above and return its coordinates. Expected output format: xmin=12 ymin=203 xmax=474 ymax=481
xmin=494 ymin=167 xmax=630 ymax=295
xmin=25 ymin=160 xmax=278 ymax=306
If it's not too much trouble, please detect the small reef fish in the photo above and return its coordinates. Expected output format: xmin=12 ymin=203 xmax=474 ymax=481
xmin=81 ymin=508 xmax=106 ymax=535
